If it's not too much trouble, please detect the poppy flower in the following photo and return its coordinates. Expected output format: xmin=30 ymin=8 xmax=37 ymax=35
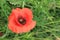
xmin=8 ymin=8 xmax=36 ymax=33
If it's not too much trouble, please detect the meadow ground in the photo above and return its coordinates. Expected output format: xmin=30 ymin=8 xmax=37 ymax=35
xmin=0 ymin=0 xmax=60 ymax=40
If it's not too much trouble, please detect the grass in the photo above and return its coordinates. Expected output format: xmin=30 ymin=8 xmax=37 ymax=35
xmin=0 ymin=0 xmax=60 ymax=40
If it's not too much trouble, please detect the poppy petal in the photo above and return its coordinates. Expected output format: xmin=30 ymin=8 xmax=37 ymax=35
xmin=22 ymin=21 xmax=36 ymax=33
xmin=22 ymin=8 xmax=33 ymax=19
xmin=8 ymin=20 xmax=36 ymax=33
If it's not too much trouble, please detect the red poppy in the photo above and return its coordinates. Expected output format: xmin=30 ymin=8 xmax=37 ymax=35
xmin=8 ymin=8 xmax=36 ymax=33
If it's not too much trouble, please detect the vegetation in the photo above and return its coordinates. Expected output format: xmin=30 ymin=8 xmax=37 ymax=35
xmin=0 ymin=0 xmax=60 ymax=40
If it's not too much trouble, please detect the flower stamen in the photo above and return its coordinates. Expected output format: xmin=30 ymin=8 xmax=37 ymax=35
xmin=18 ymin=18 xmax=26 ymax=25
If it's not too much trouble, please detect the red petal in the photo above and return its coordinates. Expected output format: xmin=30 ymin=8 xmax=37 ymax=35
xmin=8 ymin=12 xmax=14 ymax=21
xmin=8 ymin=20 xmax=36 ymax=33
xmin=8 ymin=8 xmax=21 ymax=21
xmin=12 ymin=8 xmax=25 ymax=18
xmin=22 ymin=21 xmax=36 ymax=33
xmin=22 ymin=8 xmax=33 ymax=19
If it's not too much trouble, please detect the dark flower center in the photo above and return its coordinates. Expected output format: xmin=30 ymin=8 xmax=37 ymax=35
xmin=18 ymin=18 xmax=26 ymax=25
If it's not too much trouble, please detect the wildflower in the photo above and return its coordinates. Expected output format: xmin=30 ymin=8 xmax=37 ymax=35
xmin=8 ymin=8 xmax=36 ymax=33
